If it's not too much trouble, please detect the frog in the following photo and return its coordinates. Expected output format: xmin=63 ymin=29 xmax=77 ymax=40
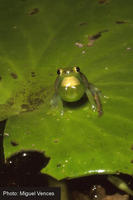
xmin=51 ymin=66 xmax=103 ymax=116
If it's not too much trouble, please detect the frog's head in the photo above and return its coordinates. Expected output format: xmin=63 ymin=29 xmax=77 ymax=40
xmin=56 ymin=67 xmax=85 ymax=102
xmin=57 ymin=67 xmax=82 ymax=87
xmin=57 ymin=66 xmax=80 ymax=77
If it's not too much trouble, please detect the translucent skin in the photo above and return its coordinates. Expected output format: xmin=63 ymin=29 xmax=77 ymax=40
xmin=58 ymin=74 xmax=85 ymax=102
xmin=58 ymin=83 xmax=85 ymax=102
xmin=53 ymin=67 xmax=103 ymax=116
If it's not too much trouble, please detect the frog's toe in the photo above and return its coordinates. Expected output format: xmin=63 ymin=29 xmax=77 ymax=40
xmin=91 ymin=104 xmax=97 ymax=112
xmin=98 ymin=108 xmax=103 ymax=117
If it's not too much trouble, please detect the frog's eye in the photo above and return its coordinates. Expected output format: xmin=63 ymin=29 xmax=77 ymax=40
xmin=73 ymin=66 xmax=80 ymax=73
xmin=57 ymin=68 xmax=63 ymax=75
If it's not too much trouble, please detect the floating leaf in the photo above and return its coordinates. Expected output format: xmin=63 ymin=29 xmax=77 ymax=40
xmin=2 ymin=0 xmax=133 ymax=179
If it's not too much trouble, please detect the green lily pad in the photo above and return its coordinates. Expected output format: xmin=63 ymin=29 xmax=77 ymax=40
xmin=2 ymin=0 xmax=133 ymax=179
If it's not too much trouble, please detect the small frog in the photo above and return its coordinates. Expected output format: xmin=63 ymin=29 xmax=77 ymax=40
xmin=51 ymin=67 xmax=103 ymax=116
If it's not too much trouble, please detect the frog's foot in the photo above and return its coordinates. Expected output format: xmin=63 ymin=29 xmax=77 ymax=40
xmin=88 ymin=102 xmax=103 ymax=116
xmin=89 ymin=103 xmax=97 ymax=114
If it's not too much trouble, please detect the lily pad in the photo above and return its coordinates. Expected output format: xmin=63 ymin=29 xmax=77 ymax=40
xmin=2 ymin=0 xmax=133 ymax=179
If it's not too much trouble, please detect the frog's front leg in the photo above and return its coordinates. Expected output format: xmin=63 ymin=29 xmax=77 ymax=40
xmin=51 ymin=93 xmax=64 ymax=115
xmin=80 ymin=73 xmax=103 ymax=116
xmin=50 ymin=76 xmax=64 ymax=115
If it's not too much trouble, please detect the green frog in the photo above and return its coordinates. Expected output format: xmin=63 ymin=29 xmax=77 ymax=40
xmin=51 ymin=66 xmax=103 ymax=116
